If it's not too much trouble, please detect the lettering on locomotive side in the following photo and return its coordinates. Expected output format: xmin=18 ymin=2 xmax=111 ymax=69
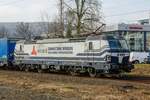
xmin=48 ymin=47 xmax=73 ymax=54
xmin=37 ymin=47 xmax=73 ymax=54
xmin=48 ymin=47 xmax=73 ymax=50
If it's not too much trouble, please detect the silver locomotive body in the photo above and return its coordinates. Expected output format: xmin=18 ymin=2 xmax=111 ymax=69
xmin=14 ymin=35 xmax=134 ymax=76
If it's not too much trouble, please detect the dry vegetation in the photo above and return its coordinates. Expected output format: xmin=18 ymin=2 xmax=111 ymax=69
xmin=0 ymin=65 xmax=149 ymax=100
xmin=129 ymin=64 xmax=150 ymax=76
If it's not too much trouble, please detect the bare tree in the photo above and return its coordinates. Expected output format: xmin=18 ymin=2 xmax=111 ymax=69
xmin=64 ymin=9 xmax=75 ymax=38
xmin=40 ymin=13 xmax=53 ymax=38
xmin=59 ymin=0 xmax=65 ymax=34
xmin=40 ymin=12 xmax=64 ymax=38
xmin=0 ymin=26 xmax=8 ymax=38
xmin=63 ymin=0 xmax=103 ymax=37
xmin=83 ymin=0 xmax=104 ymax=33
xmin=74 ymin=0 xmax=86 ymax=36
xmin=16 ymin=22 xmax=33 ymax=40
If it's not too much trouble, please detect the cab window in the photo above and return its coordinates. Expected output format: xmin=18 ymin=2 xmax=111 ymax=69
xmin=20 ymin=45 xmax=23 ymax=51
xmin=89 ymin=42 xmax=93 ymax=50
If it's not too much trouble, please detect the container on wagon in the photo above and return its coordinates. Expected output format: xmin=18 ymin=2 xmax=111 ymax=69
xmin=0 ymin=38 xmax=16 ymax=66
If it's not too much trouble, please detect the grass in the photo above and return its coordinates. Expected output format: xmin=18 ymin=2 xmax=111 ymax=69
xmin=129 ymin=64 xmax=150 ymax=76
xmin=135 ymin=64 xmax=150 ymax=67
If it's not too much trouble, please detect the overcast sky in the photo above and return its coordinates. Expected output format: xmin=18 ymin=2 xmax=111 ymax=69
xmin=103 ymin=0 xmax=150 ymax=24
xmin=0 ymin=0 xmax=150 ymax=24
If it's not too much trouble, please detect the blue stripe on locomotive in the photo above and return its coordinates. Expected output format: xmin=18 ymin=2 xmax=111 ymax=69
xmin=0 ymin=38 xmax=16 ymax=63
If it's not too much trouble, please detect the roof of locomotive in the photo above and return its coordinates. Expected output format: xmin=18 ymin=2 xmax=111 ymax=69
xmin=36 ymin=35 xmax=119 ymax=43
xmin=18 ymin=37 xmax=86 ymax=44
xmin=36 ymin=38 xmax=86 ymax=44
xmin=86 ymin=34 xmax=123 ymax=40
xmin=16 ymin=34 xmax=123 ymax=44
xmin=35 ymin=35 xmax=116 ymax=44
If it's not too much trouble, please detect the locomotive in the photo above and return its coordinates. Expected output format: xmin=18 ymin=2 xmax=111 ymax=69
xmin=0 ymin=35 xmax=134 ymax=77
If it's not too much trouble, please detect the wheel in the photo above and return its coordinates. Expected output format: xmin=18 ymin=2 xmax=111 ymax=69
xmin=134 ymin=60 xmax=139 ymax=64
xmin=3 ymin=64 xmax=8 ymax=70
xmin=18 ymin=65 xmax=24 ymax=71
xmin=141 ymin=62 xmax=145 ymax=64
xmin=88 ymin=68 xmax=97 ymax=78
xmin=19 ymin=66 xmax=23 ymax=71
xmin=69 ymin=67 xmax=79 ymax=76
xmin=37 ymin=68 xmax=43 ymax=73
xmin=24 ymin=67 xmax=29 ymax=72
xmin=24 ymin=65 xmax=30 ymax=72
xmin=37 ymin=65 xmax=44 ymax=73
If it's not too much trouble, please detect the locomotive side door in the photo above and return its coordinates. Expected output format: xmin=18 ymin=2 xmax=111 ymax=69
xmin=85 ymin=41 xmax=94 ymax=65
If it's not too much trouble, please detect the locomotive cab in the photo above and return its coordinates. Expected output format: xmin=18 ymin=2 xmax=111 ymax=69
xmin=107 ymin=36 xmax=134 ymax=73
xmin=86 ymin=35 xmax=134 ymax=74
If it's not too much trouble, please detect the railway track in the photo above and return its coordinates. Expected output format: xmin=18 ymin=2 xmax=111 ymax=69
xmin=109 ymin=75 xmax=150 ymax=84
xmin=0 ymin=68 xmax=149 ymax=85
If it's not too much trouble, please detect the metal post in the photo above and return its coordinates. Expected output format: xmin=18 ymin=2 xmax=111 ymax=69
xmin=144 ymin=31 xmax=147 ymax=51
xmin=60 ymin=0 xmax=64 ymax=34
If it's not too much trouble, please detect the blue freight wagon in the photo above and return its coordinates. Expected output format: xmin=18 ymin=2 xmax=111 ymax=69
xmin=0 ymin=38 xmax=16 ymax=67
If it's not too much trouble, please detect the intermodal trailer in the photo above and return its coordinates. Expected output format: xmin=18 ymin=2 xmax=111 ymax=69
xmin=0 ymin=38 xmax=16 ymax=66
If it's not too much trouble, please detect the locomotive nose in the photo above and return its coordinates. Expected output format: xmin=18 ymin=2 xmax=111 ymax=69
xmin=117 ymin=53 xmax=129 ymax=64
xmin=110 ymin=53 xmax=130 ymax=64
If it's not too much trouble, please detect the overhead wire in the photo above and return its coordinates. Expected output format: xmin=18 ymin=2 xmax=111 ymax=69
xmin=105 ymin=9 xmax=150 ymax=18
xmin=0 ymin=0 xmax=26 ymax=7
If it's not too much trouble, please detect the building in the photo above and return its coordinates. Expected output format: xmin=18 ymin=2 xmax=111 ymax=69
xmin=103 ymin=23 xmax=150 ymax=52
xmin=138 ymin=19 xmax=150 ymax=25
